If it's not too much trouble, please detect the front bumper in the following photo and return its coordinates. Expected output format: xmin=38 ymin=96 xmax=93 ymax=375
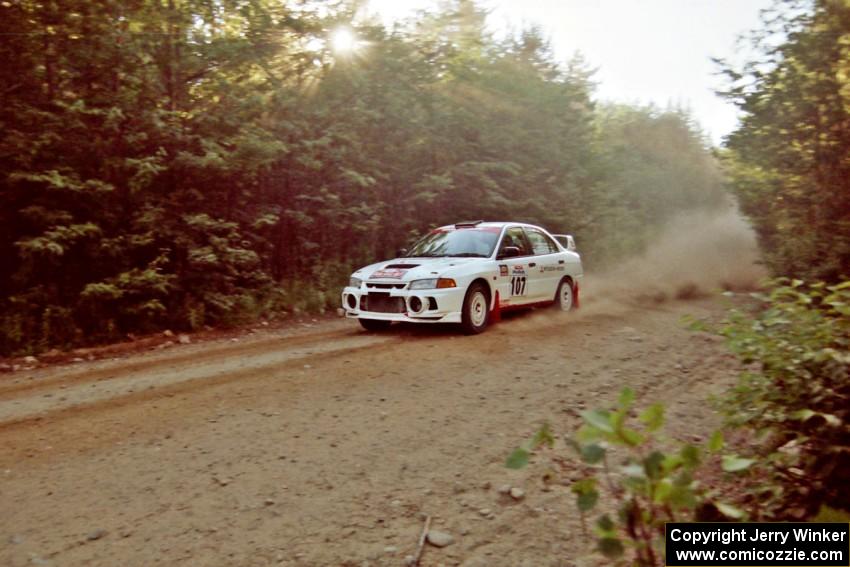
xmin=341 ymin=283 xmax=465 ymax=324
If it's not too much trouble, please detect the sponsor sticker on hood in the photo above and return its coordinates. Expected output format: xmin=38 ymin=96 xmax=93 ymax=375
xmin=371 ymin=268 xmax=407 ymax=279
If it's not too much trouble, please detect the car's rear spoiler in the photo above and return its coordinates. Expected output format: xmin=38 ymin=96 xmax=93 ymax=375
xmin=553 ymin=234 xmax=577 ymax=252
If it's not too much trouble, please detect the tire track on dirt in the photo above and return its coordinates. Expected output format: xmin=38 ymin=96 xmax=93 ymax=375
xmin=0 ymin=332 xmax=393 ymax=428
xmin=0 ymin=308 xmax=597 ymax=467
xmin=0 ymin=301 xmax=656 ymax=431
xmin=0 ymin=326 xmax=361 ymax=399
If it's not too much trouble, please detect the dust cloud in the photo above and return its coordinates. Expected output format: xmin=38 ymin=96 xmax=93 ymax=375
xmin=581 ymin=203 xmax=767 ymax=314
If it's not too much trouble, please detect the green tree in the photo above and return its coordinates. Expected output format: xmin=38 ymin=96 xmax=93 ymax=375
xmin=719 ymin=0 xmax=850 ymax=281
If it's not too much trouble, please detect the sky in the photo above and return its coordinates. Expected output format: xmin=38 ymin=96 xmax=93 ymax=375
xmin=364 ymin=0 xmax=776 ymax=145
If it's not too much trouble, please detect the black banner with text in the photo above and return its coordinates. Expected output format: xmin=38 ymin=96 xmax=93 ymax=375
xmin=666 ymin=523 xmax=849 ymax=566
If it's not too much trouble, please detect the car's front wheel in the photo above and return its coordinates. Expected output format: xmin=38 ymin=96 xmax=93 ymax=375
xmin=359 ymin=318 xmax=391 ymax=332
xmin=460 ymin=282 xmax=490 ymax=335
xmin=554 ymin=278 xmax=575 ymax=312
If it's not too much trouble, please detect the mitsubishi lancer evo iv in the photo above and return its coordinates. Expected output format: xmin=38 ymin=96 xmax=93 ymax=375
xmin=341 ymin=221 xmax=583 ymax=334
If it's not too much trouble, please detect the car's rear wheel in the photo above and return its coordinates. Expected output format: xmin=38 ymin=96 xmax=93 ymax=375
xmin=555 ymin=278 xmax=575 ymax=312
xmin=461 ymin=282 xmax=490 ymax=335
xmin=359 ymin=318 xmax=391 ymax=332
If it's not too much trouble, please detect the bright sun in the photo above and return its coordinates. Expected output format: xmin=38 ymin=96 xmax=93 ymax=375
xmin=330 ymin=28 xmax=358 ymax=54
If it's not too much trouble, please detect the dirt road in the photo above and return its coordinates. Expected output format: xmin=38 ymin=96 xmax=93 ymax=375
xmin=0 ymin=286 xmax=746 ymax=567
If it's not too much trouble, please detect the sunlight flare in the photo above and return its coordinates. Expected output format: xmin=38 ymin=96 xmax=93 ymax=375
xmin=330 ymin=27 xmax=358 ymax=54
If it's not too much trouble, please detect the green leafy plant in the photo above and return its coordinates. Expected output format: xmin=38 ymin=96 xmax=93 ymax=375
xmin=508 ymin=389 xmax=748 ymax=566
xmin=506 ymin=423 xmax=556 ymax=469
xmin=718 ymin=279 xmax=850 ymax=518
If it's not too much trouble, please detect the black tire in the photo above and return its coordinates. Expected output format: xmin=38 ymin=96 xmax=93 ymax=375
xmin=359 ymin=318 xmax=392 ymax=332
xmin=460 ymin=282 xmax=490 ymax=335
xmin=554 ymin=278 xmax=575 ymax=312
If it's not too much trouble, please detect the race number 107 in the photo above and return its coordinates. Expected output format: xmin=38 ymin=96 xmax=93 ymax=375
xmin=511 ymin=276 xmax=526 ymax=296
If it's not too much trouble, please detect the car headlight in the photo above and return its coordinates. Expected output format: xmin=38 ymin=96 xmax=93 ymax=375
xmin=349 ymin=277 xmax=362 ymax=288
xmin=409 ymin=278 xmax=456 ymax=290
xmin=409 ymin=279 xmax=438 ymax=290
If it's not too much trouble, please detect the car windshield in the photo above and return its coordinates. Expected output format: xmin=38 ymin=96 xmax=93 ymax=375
xmin=406 ymin=228 xmax=499 ymax=258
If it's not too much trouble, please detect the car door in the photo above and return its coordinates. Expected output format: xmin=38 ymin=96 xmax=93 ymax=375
xmin=495 ymin=226 xmax=535 ymax=307
xmin=523 ymin=227 xmax=564 ymax=301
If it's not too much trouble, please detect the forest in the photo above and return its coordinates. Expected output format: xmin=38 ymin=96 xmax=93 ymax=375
xmin=0 ymin=0 xmax=727 ymax=355
xmin=1 ymin=0 xmax=847 ymax=356
xmin=719 ymin=0 xmax=850 ymax=283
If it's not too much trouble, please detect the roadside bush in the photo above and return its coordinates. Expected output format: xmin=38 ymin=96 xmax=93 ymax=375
xmin=718 ymin=279 xmax=850 ymax=518
xmin=504 ymin=279 xmax=850 ymax=563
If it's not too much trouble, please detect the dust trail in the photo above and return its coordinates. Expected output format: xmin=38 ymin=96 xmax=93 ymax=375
xmin=493 ymin=204 xmax=765 ymax=332
xmin=582 ymin=203 xmax=767 ymax=314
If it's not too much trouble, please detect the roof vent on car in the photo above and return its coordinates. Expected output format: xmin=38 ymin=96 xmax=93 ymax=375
xmin=454 ymin=220 xmax=484 ymax=228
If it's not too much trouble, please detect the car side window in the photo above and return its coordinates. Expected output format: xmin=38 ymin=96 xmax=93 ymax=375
xmin=498 ymin=227 xmax=531 ymax=257
xmin=524 ymin=228 xmax=559 ymax=255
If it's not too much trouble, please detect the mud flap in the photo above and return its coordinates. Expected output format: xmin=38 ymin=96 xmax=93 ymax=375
xmin=491 ymin=290 xmax=502 ymax=323
xmin=573 ymin=280 xmax=580 ymax=309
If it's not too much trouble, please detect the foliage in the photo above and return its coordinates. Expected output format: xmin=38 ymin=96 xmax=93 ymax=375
xmin=506 ymin=279 xmax=850 ymax=561
xmin=718 ymin=279 xmax=850 ymax=518
xmin=718 ymin=0 xmax=850 ymax=282
xmin=507 ymin=389 xmax=749 ymax=566
xmin=506 ymin=422 xmax=555 ymax=469
xmin=0 ymin=0 xmax=724 ymax=355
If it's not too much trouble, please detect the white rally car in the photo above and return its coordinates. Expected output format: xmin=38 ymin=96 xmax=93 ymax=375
xmin=341 ymin=221 xmax=583 ymax=334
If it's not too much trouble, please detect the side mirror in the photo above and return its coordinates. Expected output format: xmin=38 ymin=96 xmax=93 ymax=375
xmin=397 ymin=248 xmax=408 ymax=257
xmin=499 ymin=246 xmax=521 ymax=259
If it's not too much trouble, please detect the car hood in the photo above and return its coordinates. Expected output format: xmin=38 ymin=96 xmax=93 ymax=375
xmin=353 ymin=257 xmax=483 ymax=281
